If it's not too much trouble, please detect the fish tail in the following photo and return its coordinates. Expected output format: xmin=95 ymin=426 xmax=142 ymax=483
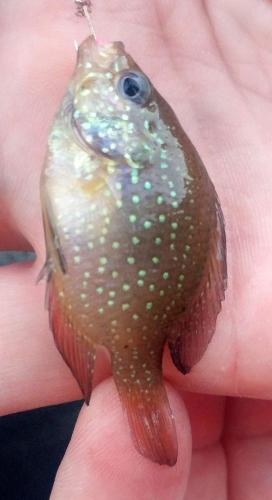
xmin=113 ymin=365 xmax=177 ymax=466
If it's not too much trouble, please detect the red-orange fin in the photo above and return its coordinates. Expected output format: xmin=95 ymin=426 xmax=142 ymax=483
xmin=47 ymin=275 xmax=96 ymax=404
xmin=115 ymin=378 xmax=177 ymax=466
xmin=168 ymin=200 xmax=227 ymax=374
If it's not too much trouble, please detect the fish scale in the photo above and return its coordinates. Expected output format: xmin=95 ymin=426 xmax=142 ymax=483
xmin=40 ymin=36 xmax=226 ymax=466
xmin=51 ymin=151 xmax=207 ymax=338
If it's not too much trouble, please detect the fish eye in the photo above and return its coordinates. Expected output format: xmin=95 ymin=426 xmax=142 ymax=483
xmin=118 ymin=72 xmax=151 ymax=105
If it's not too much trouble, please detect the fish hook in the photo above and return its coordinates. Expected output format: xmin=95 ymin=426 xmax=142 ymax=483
xmin=74 ymin=0 xmax=97 ymax=40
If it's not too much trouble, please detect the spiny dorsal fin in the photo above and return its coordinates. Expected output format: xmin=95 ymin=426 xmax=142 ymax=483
xmin=40 ymin=194 xmax=95 ymax=403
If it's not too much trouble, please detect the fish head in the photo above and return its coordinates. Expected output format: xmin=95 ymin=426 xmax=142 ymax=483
xmin=69 ymin=36 xmax=162 ymax=168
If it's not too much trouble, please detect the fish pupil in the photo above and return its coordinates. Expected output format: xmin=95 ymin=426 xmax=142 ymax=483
xmin=123 ymin=77 xmax=140 ymax=98
xmin=118 ymin=71 xmax=151 ymax=105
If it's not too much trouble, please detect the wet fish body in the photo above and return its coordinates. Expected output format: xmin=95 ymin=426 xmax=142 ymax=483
xmin=41 ymin=37 xmax=227 ymax=466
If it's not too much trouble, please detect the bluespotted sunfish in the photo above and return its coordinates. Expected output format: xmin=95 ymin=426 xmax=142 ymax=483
xmin=40 ymin=36 xmax=227 ymax=466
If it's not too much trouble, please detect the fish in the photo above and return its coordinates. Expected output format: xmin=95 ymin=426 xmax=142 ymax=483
xmin=40 ymin=36 xmax=227 ymax=466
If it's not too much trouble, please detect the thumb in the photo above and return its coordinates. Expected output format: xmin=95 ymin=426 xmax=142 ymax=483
xmin=50 ymin=379 xmax=192 ymax=500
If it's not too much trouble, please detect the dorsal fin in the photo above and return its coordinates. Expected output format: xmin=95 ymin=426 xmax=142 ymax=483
xmin=47 ymin=275 xmax=96 ymax=403
xmin=40 ymin=195 xmax=95 ymax=403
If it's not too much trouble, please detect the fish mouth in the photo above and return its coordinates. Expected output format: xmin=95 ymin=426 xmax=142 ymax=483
xmin=80 ymin=35 xmax=125 ymax=51
xmin=77 ymin=36 xmax=126 ymax=68
xmin=95 ymin=38 xmax=125 ymax=52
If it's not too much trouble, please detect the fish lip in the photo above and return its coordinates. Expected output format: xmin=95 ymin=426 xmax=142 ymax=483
xmin=96 ymin=39 xmax=125 ymax=51
xmin=77 ymin=36 xmax=125 ymax=65
xmin=82 ymin=35 xmax=125 ymax=51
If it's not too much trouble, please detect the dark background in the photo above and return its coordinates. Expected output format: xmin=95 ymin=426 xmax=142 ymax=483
xmin=0 ymin=252 xmax=82 ymax=500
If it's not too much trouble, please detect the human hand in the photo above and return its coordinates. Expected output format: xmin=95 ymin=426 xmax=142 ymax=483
xmin=1 ymin=1 xmax=272 ymax=498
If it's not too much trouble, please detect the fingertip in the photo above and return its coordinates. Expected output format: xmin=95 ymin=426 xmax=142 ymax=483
xmin=51 ymin=379 xmax=192 ymax=500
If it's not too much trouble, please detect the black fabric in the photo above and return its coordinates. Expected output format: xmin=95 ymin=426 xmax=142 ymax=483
xmin=0 ymin=252 xmax=35 ymax=266
xmin=0 ymin=401 xmax=82 ymax=500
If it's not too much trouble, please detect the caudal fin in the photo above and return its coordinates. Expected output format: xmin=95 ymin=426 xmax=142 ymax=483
xmin=117 ymin=382 xmax=178 ymax=466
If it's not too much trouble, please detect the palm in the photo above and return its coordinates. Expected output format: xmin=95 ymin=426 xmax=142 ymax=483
xmin=1 ymin=0 xmax=272 ymax=498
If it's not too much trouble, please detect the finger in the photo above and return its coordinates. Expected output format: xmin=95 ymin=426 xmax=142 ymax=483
xmin=0 ymin=262 xmax=80 ymax=414
xmin=183 ymin=393 xmax=227 ymax=499
xmin=50 ymin=380 xmax=192 ymax=500
xmin=0 ymin=262 xmax=110 ymax=415
xmin=225 ymin=398 xmax=272 ymax=500
xmin=181 ymin=392 xmax=225 ymax=450
xmin=184 ymin=446 xmax=227 ymax=500
xmin=161 ymin=0 xmax=272 ymax=398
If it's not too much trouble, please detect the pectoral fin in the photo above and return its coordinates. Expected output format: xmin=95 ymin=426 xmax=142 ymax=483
xmin=41 ymin=196 xmax=68 ymax=275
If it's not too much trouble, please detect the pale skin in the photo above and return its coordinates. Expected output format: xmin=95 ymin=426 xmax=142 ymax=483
xmin=1 ymin=0 xmax=272 ymax=498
